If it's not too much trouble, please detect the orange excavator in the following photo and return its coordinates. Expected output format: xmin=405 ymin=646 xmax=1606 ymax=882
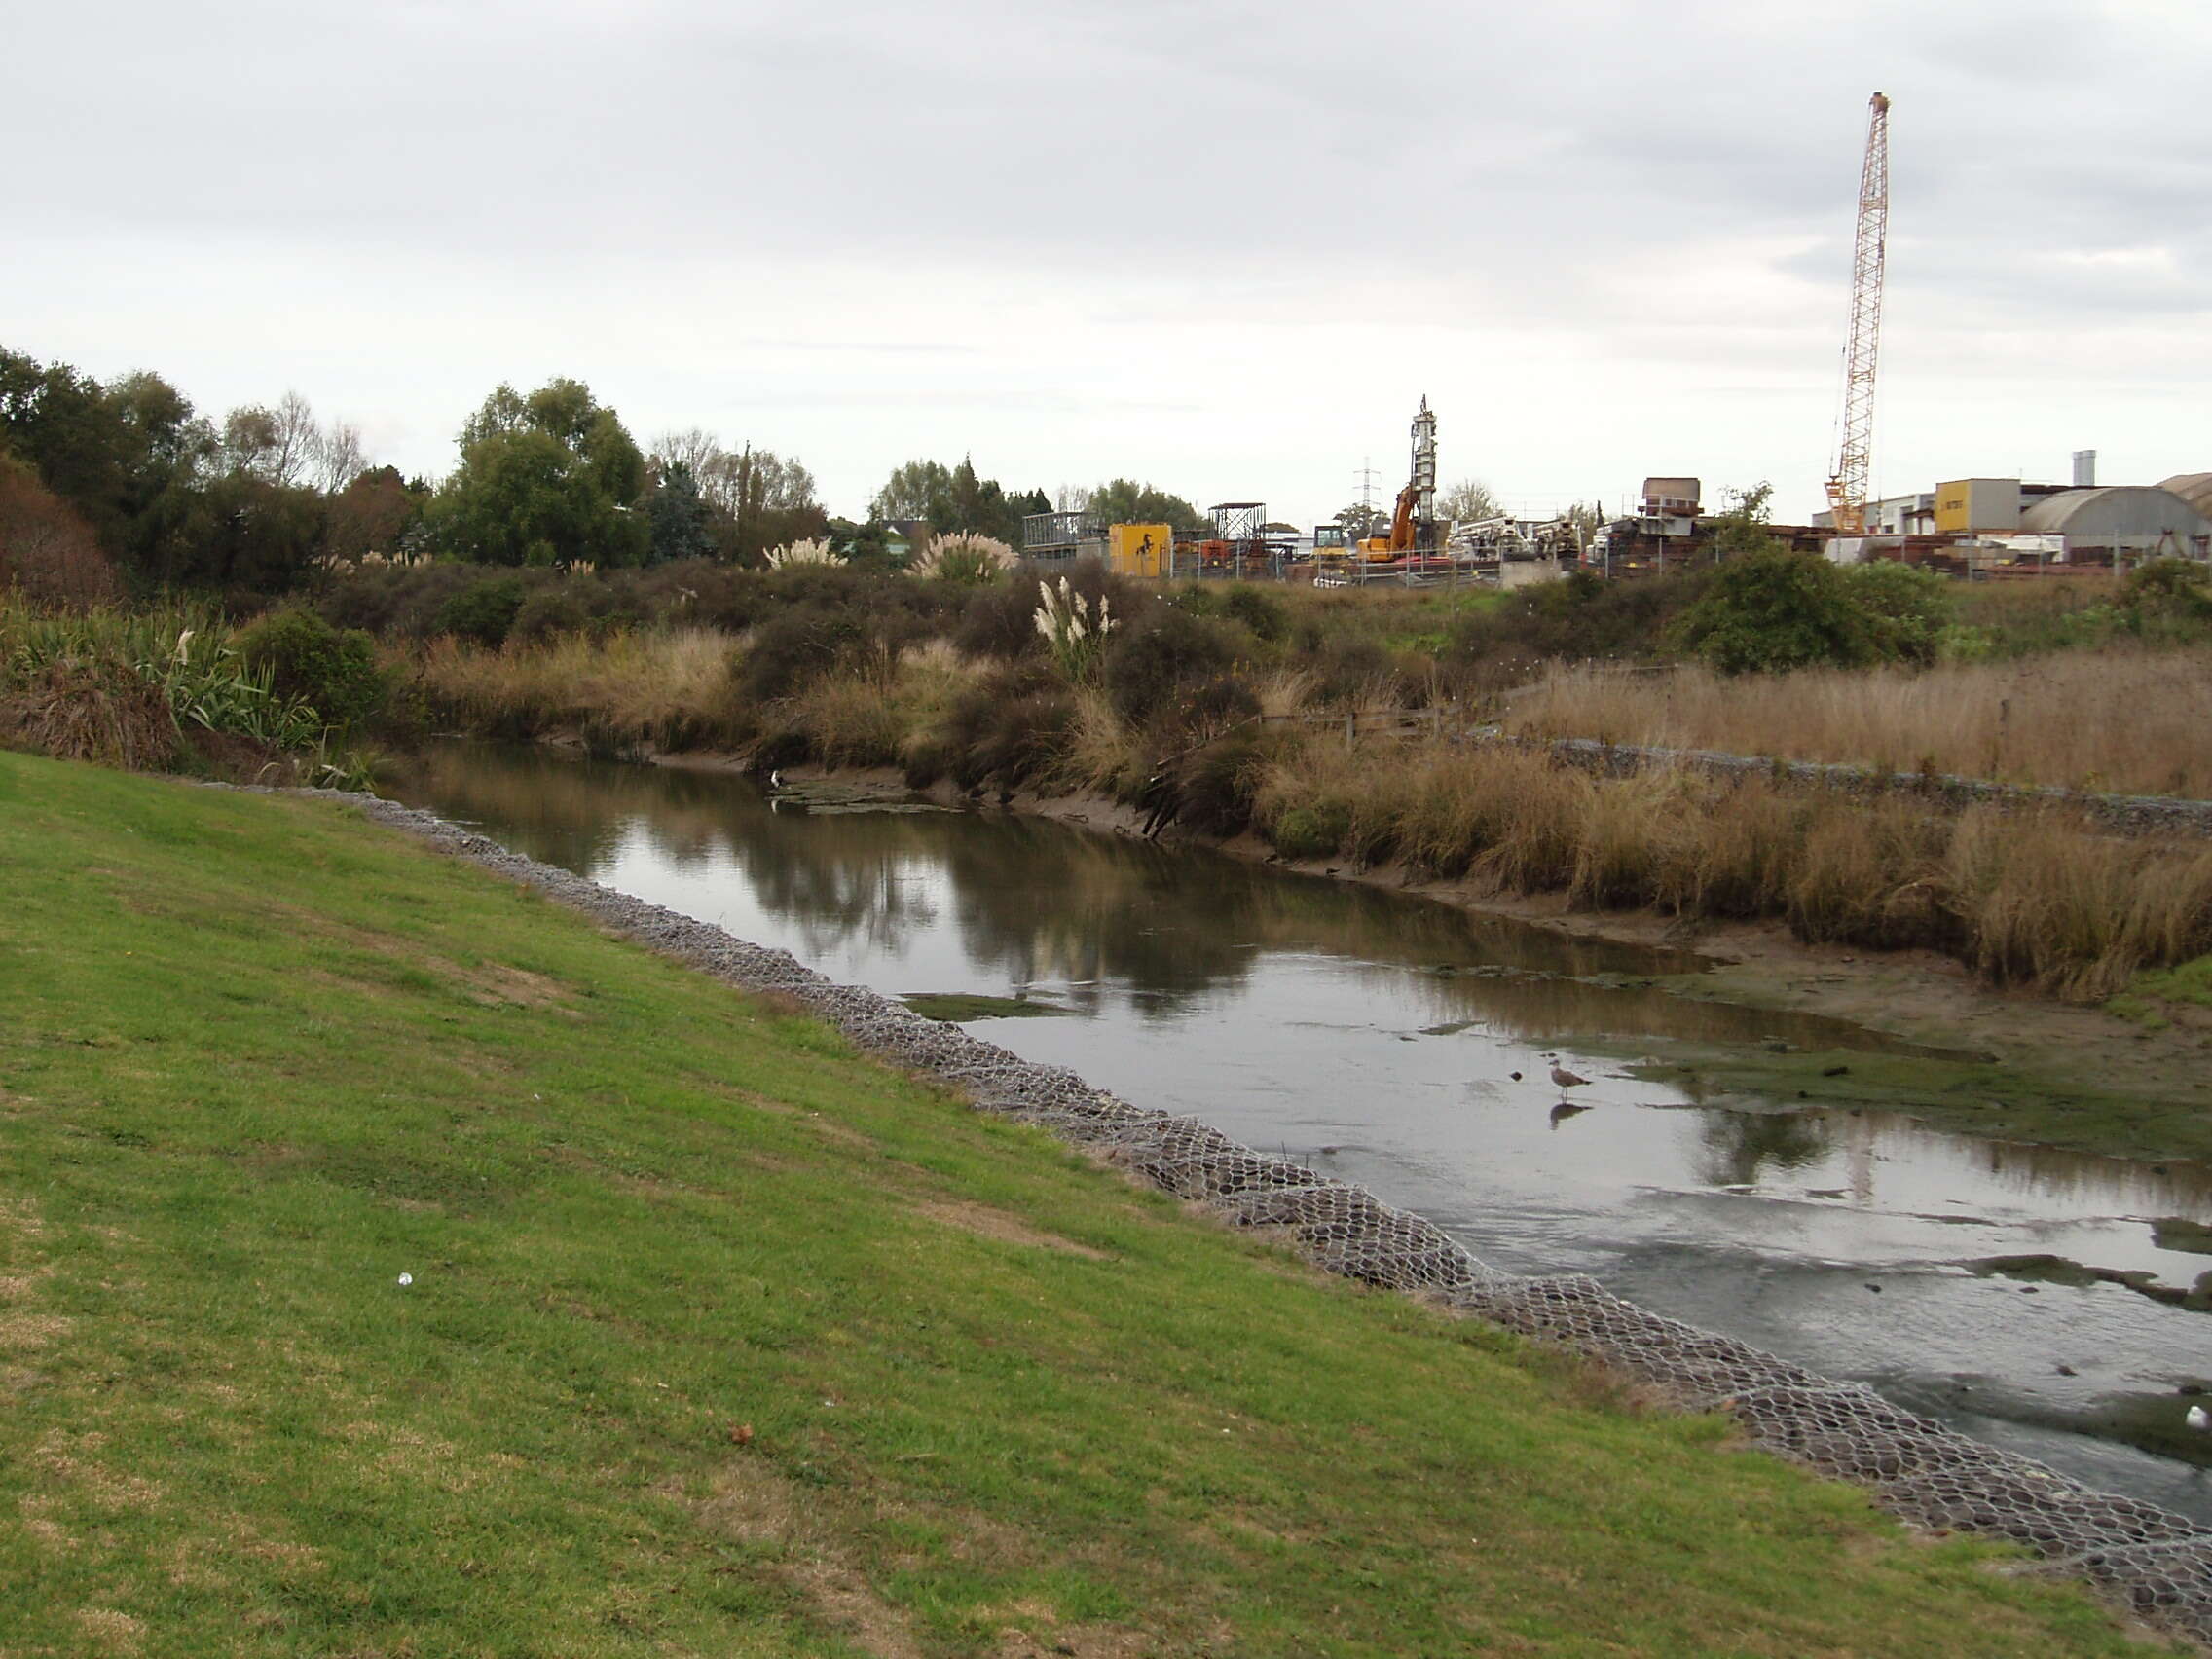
xmin=1356 ymin=396 xmax=1439 ymax=560
xmin=1357 ymin=480 xmax=1421 ymax=559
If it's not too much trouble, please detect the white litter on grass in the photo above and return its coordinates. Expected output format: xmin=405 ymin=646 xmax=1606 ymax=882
xmin=397 ymin=1272 xmax=414 ymax=1287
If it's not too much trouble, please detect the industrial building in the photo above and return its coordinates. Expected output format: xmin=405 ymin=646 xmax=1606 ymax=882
xmin=1814 ymin=456 xmax=2212 ymax=571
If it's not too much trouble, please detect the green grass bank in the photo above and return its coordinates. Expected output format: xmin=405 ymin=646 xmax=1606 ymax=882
xmin=0 ymin=752 xmax=2179 ymax=1656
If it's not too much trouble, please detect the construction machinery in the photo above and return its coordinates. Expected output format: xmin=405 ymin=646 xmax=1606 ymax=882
xmin=1359 ymin=396 xmax=1440 ymax=557
xmin=1825 ymin=92 xmax=1891 ymax=535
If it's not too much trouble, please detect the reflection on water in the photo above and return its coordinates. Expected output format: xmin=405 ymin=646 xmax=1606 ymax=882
xmin=388 ymin=742 xmax=2212 ymax=1519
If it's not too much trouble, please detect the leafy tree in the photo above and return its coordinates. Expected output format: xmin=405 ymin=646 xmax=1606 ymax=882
xmin=1089 ymin=478 xmax=1206 ymax=532
xmin=0 ymin=350 xmax=216 ymax=582
xmin=323 ymin=467 xmax=425 ymax=566
xmin=1708 ymin=482 xmax=1781 ymax=561
xmin=430 ymin=380 xmax=649 ymax=568
xmin=871 ymin=460 xmax=954 ymax=525
xmin=189 ymin=473 xmax=330 ymax=595
xmin=1437 ymin=478 xmax=1504 ymax=525
xmin=645 ymin=461 xmax=713 ymax=565
xmin=1335 ymin=501 xmax=1387 ymax=539
xmin=1674 ymin=548 xmax=1877 ymax=674
xmin=0 ymin=454 xmax=118 ymax=606
xmin=657 ymin=434 xmax=824 ymax=565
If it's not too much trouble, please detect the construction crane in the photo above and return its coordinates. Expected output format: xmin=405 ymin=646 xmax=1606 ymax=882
xmin=1825 ymin=92 xmax=1891 ymax=535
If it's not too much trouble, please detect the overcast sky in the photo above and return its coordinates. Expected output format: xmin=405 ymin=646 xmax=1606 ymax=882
xmin=7 ymin=0 xmax=2207 ymax=527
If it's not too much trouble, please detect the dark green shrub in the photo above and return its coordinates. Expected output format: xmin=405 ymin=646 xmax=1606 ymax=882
xmin=1674 ymin=551 xmax=1876 ymax=674
xmin=741 ymin=608 xmax=865 ymax=700
xmin=508 ymin=585 xmax=594 ymax=645
xmin=233 ymin=607 xmax=386 ymax=728
xmin=2121 ymin=558 xmax=2212 ymax=622
xmin=931 ymin=668 xmax=1073 ymax=791
xmin=952 ymin=558 xmax=1150 ymax=663
xmin=1845 ymin=561 xmax=1954 ymax=664
xmin=1169 ymin=672 xmax=1261 ymax=737
xmin=1449 ymin=566 xmax=1711 ymax=670
xmin=1270 ymin=803 xmax=1349 ymax=861
xmin=433 ymin=575 xmax=528 ymax=647
xmin=1220 ymin=584 xmax=1288 ymax=644
xmin=1105 ymin=609 xmax=1237 ymax=722
xmin=1176 ymin=733 xmax=1269 ymax=837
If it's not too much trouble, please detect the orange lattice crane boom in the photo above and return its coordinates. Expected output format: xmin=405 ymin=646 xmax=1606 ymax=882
xmin=1825 ymin=92 xmax=1890 ymax=536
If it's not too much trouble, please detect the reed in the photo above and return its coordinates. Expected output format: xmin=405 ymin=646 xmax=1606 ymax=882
xmin=1507 ymin=651 xmax=2212 ymax=798
xmin=1257 ymin=735 xmax=2212 ymax=1000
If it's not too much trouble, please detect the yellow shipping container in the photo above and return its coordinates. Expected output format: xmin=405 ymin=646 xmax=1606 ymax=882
xmin=1109 ymin=523 xmax=1171 ymax=577
xmin=1934 ymin=479 xmax=2020 ymax=535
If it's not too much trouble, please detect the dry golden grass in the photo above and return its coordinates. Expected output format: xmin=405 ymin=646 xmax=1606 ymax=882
xmin=1506 ymin=651 xmax=2212 ymax=798
xmin=408 ymin=628 xmax=753 ymax=752
xmin=1258 ymin=736 xmax=2212 ymax=1000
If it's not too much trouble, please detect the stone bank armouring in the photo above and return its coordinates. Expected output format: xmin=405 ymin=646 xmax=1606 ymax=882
xmin=296 ymin=786 xmax=2212 ymax=1647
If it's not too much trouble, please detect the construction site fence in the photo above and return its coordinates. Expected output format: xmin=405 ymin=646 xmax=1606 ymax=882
xmin=1161 ymin=549 xmax=1504 ymax=588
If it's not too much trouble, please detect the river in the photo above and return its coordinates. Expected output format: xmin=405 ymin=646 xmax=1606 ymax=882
xmin=387 ymin=742 xmax=2212 ymax=1522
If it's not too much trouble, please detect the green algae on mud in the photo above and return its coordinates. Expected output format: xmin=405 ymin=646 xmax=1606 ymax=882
xmin=0 ymin=748 xmax=2185 ymax=1658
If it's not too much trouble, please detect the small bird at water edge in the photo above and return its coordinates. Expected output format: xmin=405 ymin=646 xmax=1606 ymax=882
xmin=1549 ymin=1062 xmax=1592 ymax=1092
xmin=2189 ymin=1404 xmax=2209 ymax=1432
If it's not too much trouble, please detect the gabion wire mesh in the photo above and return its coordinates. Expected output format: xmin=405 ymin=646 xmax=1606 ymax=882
xmin=337 ymin=789 xmax=2212 ymax=1649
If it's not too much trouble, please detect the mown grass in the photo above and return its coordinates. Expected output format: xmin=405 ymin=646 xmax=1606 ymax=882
xmin=0 ymin=752 xmax=2178 ymax=1657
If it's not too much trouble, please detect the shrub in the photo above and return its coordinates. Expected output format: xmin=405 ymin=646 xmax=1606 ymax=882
xmin=1270 ymin=804 xmax=1349 ymax=861
xmin=1105 ymin=609 xmax=1238 ymax=723
xmin=508 ymin=585 xmax=594 ymax=645
xmin=235 ymin=607 xmax=387 ymax=729
xmin=1176 ymin=733 xmax=1271 ymax=837
xmin=1674 ymin=551 xmax=1876 ymax=674
xmin=1220 ymin=584 xmax=1289 ymax=644
xmin=2121 ymin=559 xmax=2212 ymax=623
xmin=1449 ymin=566 xmax=1710 ymax=671
xmin=433 ymin=575 xmax=528 ymax=647
xmin=1845 ymin=561 xmax=1955 ymax=665
xmin=925 ymin=668 xmax=1074 ymax=791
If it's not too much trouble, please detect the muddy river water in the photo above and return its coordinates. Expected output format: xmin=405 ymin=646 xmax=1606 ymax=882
xmin=389 ymin=744 xmax=2212 ymax=1522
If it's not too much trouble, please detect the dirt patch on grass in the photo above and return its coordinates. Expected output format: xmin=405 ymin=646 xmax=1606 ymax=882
xmin=444 ymin=960 xmax=580 ymax=1012
xmin=671 ymin=1460 xmax=927 ymax=1655
xmin=73 ymin=1606 xmax=146 ymax=1653
xmin=792 ymin=1560 xmax=925 ymax=1659
xmin=913 ymin=1199 xmax=1111 ymax=1260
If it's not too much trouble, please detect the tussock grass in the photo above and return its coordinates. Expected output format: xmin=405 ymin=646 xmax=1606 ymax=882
xmin=1259 ymin=738 xmax=2212 ymax=1000
xmin=1509 ymin=652 xmax=2212 ymax=798
xmin=388 ymin=624 xmax=2212 ymax=1001
xmin=409 ymin=626 xmax=755 ymax=752
xmin=0 ymin=752 xmax=2174 ymax=1657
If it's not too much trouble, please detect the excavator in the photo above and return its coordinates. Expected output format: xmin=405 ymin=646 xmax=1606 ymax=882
xmin=1357 ymin=480 xmax=1422 ymax=560
xmin=1356 ymin=396 xmax=1439 ymax=561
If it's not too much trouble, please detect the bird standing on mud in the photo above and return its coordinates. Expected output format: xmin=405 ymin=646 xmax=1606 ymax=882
xmin=1547 ymin=1059 xmax=1592 ymax=1095
xmin=2190 ymin=1404 xmax=2209 ymax=1432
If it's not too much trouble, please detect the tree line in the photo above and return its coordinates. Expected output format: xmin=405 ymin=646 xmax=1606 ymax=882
xmin=0 ymin=345 xmax=1221 ymax=604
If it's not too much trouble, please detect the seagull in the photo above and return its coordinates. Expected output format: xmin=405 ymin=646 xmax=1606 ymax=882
xmin=1549 ymin=1062 xmax=1592 ymax=1093
xmin=2189 ymin=1404 xmax=2209 ymax=1432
